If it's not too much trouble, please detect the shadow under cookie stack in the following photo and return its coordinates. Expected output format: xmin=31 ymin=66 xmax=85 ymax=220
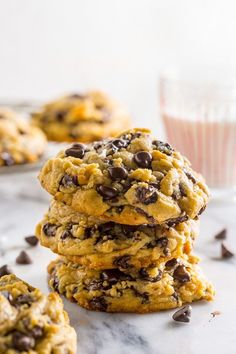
xmin=36 ymin=128 xmax=214 ymax=313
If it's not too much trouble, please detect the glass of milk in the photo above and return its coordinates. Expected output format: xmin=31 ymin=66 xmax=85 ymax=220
xmin=159 ymin=69 xmax=236 ymax=200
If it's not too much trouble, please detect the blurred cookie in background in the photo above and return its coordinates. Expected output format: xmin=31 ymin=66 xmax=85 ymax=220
xmin=0 ymin=108 xmax=47 ymax=167
xmin=31 ymin=91 xmax=131 ymax=142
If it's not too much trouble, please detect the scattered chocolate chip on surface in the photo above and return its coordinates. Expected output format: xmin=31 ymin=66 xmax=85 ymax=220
xmin=16 ymin=251 xmax=32 ymax=265
xmin=24 ymin=235 xmax=38 ymax=246
xmin=215 ymin=229 xmax=227 ymax=240
xmin=0 ymin=264 xmax=13 ymax=277
xmin=221 ymin=243 xmax=234 ymax=259
xmin=172 ymin=305 xmax=192 ymax=323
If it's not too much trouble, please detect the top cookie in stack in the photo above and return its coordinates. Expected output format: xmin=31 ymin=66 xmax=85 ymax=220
xmin=37 ymin=128 xmax=213 ymax=313
xmin=39 ymin=128 xmax=209 ymax=226
xmin=31 ymin=91 xmax=131 ymax=143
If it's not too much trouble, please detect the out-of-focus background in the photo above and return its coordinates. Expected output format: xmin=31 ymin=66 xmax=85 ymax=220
xmin=1 ymin=0 xmax=236 ymax=135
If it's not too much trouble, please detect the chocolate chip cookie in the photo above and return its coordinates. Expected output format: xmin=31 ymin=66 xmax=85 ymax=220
xmin=48 ymin=256 xmax=214 ymax=313
xmin=36 ymin=199 xmax=198 ymax=269
xmin=0 ymin=108 xmax=47 ymax=167
xmin=0 ymin=274 xmax=76 ymax=353
xmin=39 ymin=128 xmax=209 ymax=225
xmin=31 ymin=91 xmax=131 ymax=142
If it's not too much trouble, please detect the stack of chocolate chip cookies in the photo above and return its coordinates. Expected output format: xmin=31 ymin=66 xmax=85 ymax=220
xmin=36 ymin=128 xmax=214 ymax=313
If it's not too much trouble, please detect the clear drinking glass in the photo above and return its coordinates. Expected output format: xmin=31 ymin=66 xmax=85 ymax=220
xmin=159 ymin=72 xmax=236 ymax=200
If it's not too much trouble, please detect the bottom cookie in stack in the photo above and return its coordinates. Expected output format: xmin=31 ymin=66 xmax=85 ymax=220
xmin=48 ymin=255 xmax=214 ymax=313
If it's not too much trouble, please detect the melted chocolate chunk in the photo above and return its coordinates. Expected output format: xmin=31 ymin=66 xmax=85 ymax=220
xmin=108 ymin=166 xmax=128 ymax=181
xmin=42 ymin=223 xmax=58 ymax=237
xmin=25 ymin=235 xmax=38 ymax=246
xmin=84 ymin=227 xmax=93 ymax=238
xmin=113 ymin=255 xmax=131 ymax=269
xmin=139 ymin=268 xmax=162 ymax=282
xmin=121 ymin=224 xmax=137 ymax=236
xmin=12 ymin=332 xmax=35 ymax=351
xmin=166 ymin=215 xmax=188 ymax=227
xmin=156 ymin=237 xmax=168 ymax=248
xmin=0 ymin=264 xmax=13 ymax=277
xmin=165 ymin=258 xmax=179 ymax=268
xmin=1 ymin=152 xmax=14 ymax=166
xmin=184 ymin=170 xmax=197 ymax=184
xmin=52 ymin=276 xmax=59 ymax=291
xmin=15 ymin=251 xmax=32 ymax=265
xmin=132 ymin=287 xmax=149 ymax=304
xmin=198 ymin=205 xmax=206 ymax=216
xmin=61 ymin=229 xmax=72 ymax=240
xmin=30 ymin=326 xmax=44 ymax=339
xmin=133 ymin=151 xmax=152 ymax=168
xmin=55 ymin=110 xmax=66 ymax=121
xmin=152 ymin=140 xmax=173 ymax=155
xmin=98 ymin=222 xmax=115 ymax=234
xmin=134 ymin=207 xmax=156 ymax=223
xmin=101 ymin=269 xmax=131 ymax=283
xmin=86 ymin=280 xmax=104 ymax=291
xmin=221 ymin=243 xmax=234 ymax=259
xmin=60 ymin=174 xmax=78 ymax=188
xmin=215 ymin=229 xmax=227 ymax=240
xmin=11 ymin=294 xmax=34 ymax=307
xmin=96 ymin=185 xmax=118 ymax=200
xmin=65 ymin=144 xmax=85 ymax=158
xmin=89 ymin=297 xmax=108 ymax=311
xmin=173 ymin=265 xmax=191 ymax=283
xmin=179 ymin=183 xmax=187 ymax=197
xmin=136 ymin=186 xmax=157 ymax=205
xmin=172 ymin=305 xmax=192 ymax=323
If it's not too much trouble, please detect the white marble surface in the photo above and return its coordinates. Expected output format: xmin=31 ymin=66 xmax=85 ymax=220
xmin=0 ymin=171 xmax=236 ymax=354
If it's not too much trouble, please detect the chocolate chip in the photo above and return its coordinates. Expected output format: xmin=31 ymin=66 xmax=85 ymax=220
xmin=113 ymin=255 xmax=131 ymax=269
xmin=55 ymin=110 xmax=66 ymax=121
xmin=12 ymin=332 xmax=35 ymax=351
xmin=98 ymin=222 xmax=115 ymax=234
xmin=184 ymin=170 xmax=197 ymax=184
xmin=152 ymin=140 xmax=173 ymax=155
xmin=84 ymin=227 xmax=93 ymax=238
xmin=12 ymin=294 xmax=34 ymax=306
xmin=61 ymin=229 xmax=72 ymax=240
xmin=68 ymin=93 xmax=85 ymax=99
xmin=198 ymin=205 xmax=206 ymax=215
xmin=165 ymin=258 xmax=179 ymax=268
xmin=173 ymin=265 xmax=191 ymax=283
xmin=24 ymin=235 xmax=38 ymax=246
xmin=65 ymin=144 xmax=85 ymax=158
xmin=60 ymin=174 xmax=78 ymax=188
xmin=215 ymin=229 xmax=227 ymax=240
xmin=0 ymin=264 xmax=13 ymax=277
xmin=139 ymin=268 xmax=162 ymax=282
xmin=179 ymin=183 xmax=187 ymax=197
xmin=121 ymin=224 xmax=137 ymax=236
xmin=16 ymin=251 xmax=32 ymax=265
xmin=111 ymin=139 xmax=127 ymax=149
xmin=221 ymin=243 xmax=234 ymax=259
xmin=30 ymin=326 xmax=44 ymax=339
xmin=86 ymin=280 xmax=104 ymax=291
xmin=166 ymin=214 xmax=188 ymax=227
xmin=1 ymin=152 xmax=14 ymax=166
xmin=132 ymin=287 xmax=149 ymax=304
xmin=136 ymin=186 xmax=157 ymax=205
xmin=89 ymin=297 xmax=108 ymax=311
xmin=101 ymin=269 xmax=130 ymax=283
xmin=96 ymin=185 xmax=118 ymax=200
xmin=156 ymin=237 xmax=168 ymax=248
xmin=172 ymin=305 xmax=192 ymax=323
xmin=108 ymin=166 xmax=128 ymax=181
xmin=133 ymin=151 xmax=152 ymax=168
xmin=42 ymin=223 xmax=57 ymax=237
xmin=52 ymin=276 xmax=59 ymax=291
